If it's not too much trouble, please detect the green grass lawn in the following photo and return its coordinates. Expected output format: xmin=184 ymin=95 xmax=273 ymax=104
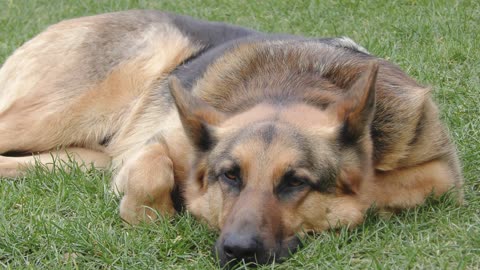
xmin=1 ymin=0 xmax=479 ymax=269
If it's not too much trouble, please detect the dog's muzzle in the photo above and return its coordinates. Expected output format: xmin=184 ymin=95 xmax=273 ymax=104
xmin=213 ymin=232 xmax=301 ymax=267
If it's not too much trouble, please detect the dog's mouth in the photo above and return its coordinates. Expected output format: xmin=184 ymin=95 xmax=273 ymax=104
xmin=213 ymin=235 xmax=302 ymax=268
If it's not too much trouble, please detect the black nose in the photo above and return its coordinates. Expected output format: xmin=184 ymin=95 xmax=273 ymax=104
xmin=222 ymin=233 xmax=262 ymax=262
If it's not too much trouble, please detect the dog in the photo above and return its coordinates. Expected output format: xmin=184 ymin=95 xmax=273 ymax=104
xmin=0 ymin=10 xmax=463 ymax=266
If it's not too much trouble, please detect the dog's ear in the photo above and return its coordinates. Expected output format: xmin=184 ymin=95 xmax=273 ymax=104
xmin=169 ymin=77 xmax=225 ymax=151
xmin=337 ymin=62 xmax=378 ymax=142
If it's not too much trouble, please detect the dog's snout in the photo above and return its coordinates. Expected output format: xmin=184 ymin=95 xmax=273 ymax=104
xmin=218 ymin=232 xmax=264 ymax=264
xmin=222 ymin=233 xmax=262 ymax=261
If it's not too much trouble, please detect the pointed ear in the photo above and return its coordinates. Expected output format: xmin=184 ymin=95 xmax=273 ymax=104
xmin=338 ymin=62 xmax=379 ymax=142
xmin=169 ymin=76 xmax=226 ymax=151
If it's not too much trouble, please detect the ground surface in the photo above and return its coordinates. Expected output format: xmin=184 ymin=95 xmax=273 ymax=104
xmin=0 ymin=0 xmax=479 ymax=269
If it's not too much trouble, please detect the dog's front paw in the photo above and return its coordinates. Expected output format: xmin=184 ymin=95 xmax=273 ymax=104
xmin=115 ymin=145 xmax=176 ymax=224
xmin=119 ymin=190 xmax=175 ymax=224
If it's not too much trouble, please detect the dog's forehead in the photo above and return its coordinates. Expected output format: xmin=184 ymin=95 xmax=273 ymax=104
xmin=220 ymin=103 xmax=277 ymax=128
xmin=212 ymin=104 xmax=339 ymax=179
xmin=232 ymin=121 xmax=305 ymax=154
xmin=279 ymin=103 xmax=339 ymax=130
xmin=214 ymin=119 xmax=307 ymax=162
xmin=220 ymin=103 xmax=340 ymax=132
xmin=214 ymin=103 xmax=340 ymax=161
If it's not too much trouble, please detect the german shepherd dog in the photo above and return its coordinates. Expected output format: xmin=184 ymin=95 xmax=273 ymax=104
xmin=0 ymin=10 xmax=463 ymax=266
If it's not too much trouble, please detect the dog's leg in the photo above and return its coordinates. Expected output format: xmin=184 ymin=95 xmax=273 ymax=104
xmin=114 ymin=143 xmax=176 ymax=224
xmin=372 ymin=158 xmax=463 ymax=210
xmin=0 ymin=147 xmax=111 ymax=178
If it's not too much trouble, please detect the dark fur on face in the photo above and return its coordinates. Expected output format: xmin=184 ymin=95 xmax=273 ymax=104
xmin=208 ymin=120 xmax=336 ymax=265
xmin=171 ymin=65 xmax=378 ymax=266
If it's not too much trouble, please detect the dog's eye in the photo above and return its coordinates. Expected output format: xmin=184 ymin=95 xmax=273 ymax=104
xmin=286 ymin=177 xmax=306 ymax=188
xmin=224 ymin=172 xmax=237 ymax=181
xmin=276 ymin=172 xmax=310 ymax=198
xmin=220 ymin=170 xmax=241 ymax=186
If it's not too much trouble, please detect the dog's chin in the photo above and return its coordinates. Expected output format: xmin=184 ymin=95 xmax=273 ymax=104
xmin=213 ymin=236 xmax=302 ymax=268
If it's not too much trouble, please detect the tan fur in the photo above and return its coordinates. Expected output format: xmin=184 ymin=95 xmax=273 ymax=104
xmin=0 ymin=13 xmax=199 ymax=164
xmin=117 ymin=143 xmax=176 ymax=223
xmin=0 ymin=11 xmax=203 ymax=222
xmin=170 ymin=57 xmax=462 ymax=263
xmin=372 ymin=158 xmax=461 ymax=209
xmin=0 ymin=10 xmax=463 ymax=265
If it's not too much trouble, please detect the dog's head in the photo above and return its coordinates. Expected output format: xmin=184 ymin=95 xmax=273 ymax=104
xmin=170 ymin=63 xmax=378 ymax=266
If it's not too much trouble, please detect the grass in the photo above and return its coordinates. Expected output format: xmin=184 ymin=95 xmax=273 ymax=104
xmin=0 ymin=0 xmax=479 ymax=269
